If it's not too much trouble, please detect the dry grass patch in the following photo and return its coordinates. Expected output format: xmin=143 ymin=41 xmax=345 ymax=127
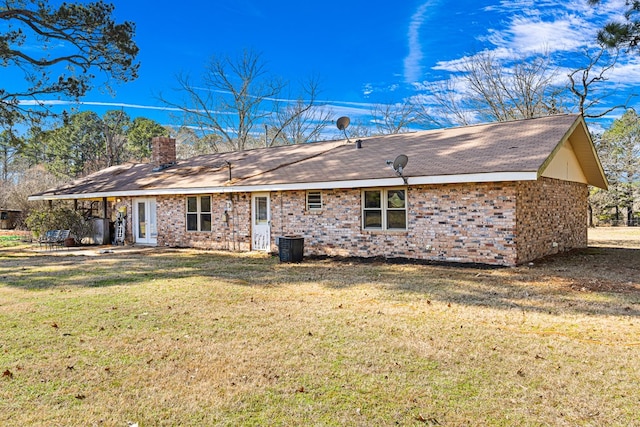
xmin=0 ymin=230 xmax=639 ymax=425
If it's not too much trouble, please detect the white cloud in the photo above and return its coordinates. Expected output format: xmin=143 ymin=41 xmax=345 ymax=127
xmin=479 ymin=0 xmax=630 ymax=57
xmin=404 ymin=1 xmax=439 ymax=84
xmin=17 ymin=97 xmax=380 ymax=126
xmin=607 ymin=58 xmax=640 ymax=84
xmin=18 ymin=99 xmax=179 ymax=111
xmin=431 ymin=47 xmax=513 ymax=72
xmin=414 ymin=0 xmax=640 ymax=124
xmin=321 ymin=104 xmax=371 ymax=119
xmin=488 ymin=15 xmax=595 ymax=54
xmin=486 ymin=0 xmax=591 ymax=15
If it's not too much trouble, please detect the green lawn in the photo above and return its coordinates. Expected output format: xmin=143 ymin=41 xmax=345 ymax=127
xmin=0 ymin=231 xmax=639 ymax=426
xmin=0 ymin=234 xmax=22 ymax=247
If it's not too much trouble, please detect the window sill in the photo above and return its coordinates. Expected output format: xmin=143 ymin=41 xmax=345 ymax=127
xmin=363 ymin=229 xmax=408 ymax=235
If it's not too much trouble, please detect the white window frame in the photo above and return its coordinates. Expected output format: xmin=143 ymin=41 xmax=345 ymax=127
xmin=306 ymin=190 xmax=323 ymax=211
xmin=186 ymin=195 xmax=212 ymax=232
xmin=362 ymin=188 xmax=407 ymax=231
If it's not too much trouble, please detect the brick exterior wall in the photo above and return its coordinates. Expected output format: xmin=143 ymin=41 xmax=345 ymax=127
xmin=515 ymin=177 xmax=588 ymax=264
xmin=270 ymin=184 xmax=518 ymax=265
xmin=114 ymin=178 xmax=588 ymax=266
xmin=156 ymin=194 xmax=252 ymax=251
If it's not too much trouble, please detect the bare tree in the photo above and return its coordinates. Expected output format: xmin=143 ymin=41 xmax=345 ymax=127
xmin=102 ymin=110 xmax=130 ymax=167
xmin=425 ymin=50 xmax=567 ymax=126
xmin=0 ymin=130 xmax=19 ymax=182
xmin=568 ymin=45 xmax=633 ymax=118
xmin=160 ymin=50 xmax=282 ymax=152
xmin=371 ymin=101 xmax=418 ymax=135
xmin=410 ymin=83 xmax=472 ymax=128
xmin=172 ymin=126 xmax=221 ymax=159
xmin=160 ymin=50 xmax=330 ymax=152
xmin=268 ymin=76 xmax=333 ymax=145
xmin=3 ymin=164 xmax=65 ymax=226
xmin=461 ymin=50 xmax=566 ymax=121
xmin=341 ymin=119 xmax=373 ymax=139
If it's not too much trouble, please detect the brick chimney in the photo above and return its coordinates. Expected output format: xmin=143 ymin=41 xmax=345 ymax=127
xmin=151 ymin=137 xmax=176 ymax=170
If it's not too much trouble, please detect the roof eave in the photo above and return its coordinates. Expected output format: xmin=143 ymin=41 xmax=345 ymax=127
xmin=576 ymin=117 xmax=609 ymax=190
xmin=27 ymin=171 xmax=540 ymax=201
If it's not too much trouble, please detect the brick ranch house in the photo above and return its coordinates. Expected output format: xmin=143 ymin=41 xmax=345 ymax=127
xmin=29 ymin=114 xmax=607 ymax=266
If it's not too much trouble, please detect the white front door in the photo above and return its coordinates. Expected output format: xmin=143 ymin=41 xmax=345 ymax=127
xmin=251 ymin=193 xmax=271 ymax=251
xmin=134 ymin=197 xmax=157 ymax=245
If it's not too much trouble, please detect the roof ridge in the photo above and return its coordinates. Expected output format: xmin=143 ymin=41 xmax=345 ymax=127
xmin=430 ymin=113 xmax=578 ymax=133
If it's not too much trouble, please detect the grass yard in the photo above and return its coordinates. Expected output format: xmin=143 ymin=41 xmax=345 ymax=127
xmin=0 ymin=234 xmax=22 ymax=248
xmin=0 ymin=228 xmax=638 ymax=426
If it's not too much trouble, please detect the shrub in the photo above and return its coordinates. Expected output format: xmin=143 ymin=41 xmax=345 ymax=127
xmin=26 ymin=206 xmax=93 ymax=243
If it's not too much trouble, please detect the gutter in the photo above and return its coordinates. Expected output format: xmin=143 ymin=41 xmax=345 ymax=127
xmin=28 ymin=171 xmax=540 ymax=201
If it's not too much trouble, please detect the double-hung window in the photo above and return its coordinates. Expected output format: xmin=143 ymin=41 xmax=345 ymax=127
xmin=186 ymin=195 xmax=212 ymax=231
xmin=362 ymin=188 xmax=407 ymax=230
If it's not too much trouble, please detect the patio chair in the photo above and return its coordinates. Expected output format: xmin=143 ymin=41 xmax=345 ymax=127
xmin=38 ymin=230 xmax=59 ymax=250
xmin=53 ymin=230 xmax=71 ymax=250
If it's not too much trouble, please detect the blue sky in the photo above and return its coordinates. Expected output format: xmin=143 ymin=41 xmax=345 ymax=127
xmin=13 ymin=0 xmax=640 ymax=133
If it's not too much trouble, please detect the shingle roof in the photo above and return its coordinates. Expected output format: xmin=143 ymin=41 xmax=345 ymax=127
xmin=30 ymin=114 xmax=607 ymax=200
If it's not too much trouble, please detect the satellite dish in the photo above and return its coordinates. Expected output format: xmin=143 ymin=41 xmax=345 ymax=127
xmin=336 ymin=116 xmax=351 ymax=143
xmin=336 ymin=116 xmax=350 ymax=131
xmin=393 ymin=154 xmax=409 ymax=174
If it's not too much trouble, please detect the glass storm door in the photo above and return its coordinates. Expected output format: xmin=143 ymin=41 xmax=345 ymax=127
xmin=251 ymin=193 xmax=271 ymax=251
xmin=134 ymin=197 xmax=157 ymax=245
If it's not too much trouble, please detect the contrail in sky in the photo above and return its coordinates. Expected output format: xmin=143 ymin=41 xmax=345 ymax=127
xmin=404 ymin=1 xmax=436 ymax=84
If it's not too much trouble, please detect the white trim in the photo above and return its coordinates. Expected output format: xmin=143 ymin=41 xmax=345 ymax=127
xmin=186 ymin=195 xmax=213 ymax=232
xmin=362 ymin=188 xmax=407 ymax=231
xmin=251 ymin=193 xmax=271 ymax=251
xmin=27 ymin=171 xmax=541 ymax=201
xmin=306 ymin=190 xmax=323 ymax=211
xmin=408 ymin=171 xmax=539 ymax=185
xmin=133 ymin=197 xmax=157 ymax=245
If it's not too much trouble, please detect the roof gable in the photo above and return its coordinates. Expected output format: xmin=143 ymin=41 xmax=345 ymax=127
xmin=542 ymin=140 xmax=588 ymax=184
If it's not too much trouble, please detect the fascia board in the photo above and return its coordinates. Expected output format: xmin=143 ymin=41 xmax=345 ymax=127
xmin=27 ymin=171 xmax=539 ymax=201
